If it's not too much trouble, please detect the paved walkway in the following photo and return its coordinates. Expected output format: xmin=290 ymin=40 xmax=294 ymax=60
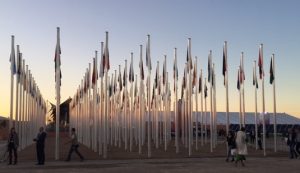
xmin=0 ymin=132 xmax=298 ymax=172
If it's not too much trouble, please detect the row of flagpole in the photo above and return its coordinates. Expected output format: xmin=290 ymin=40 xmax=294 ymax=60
xmin=67 ymin=31 xmax=277 ymax=157
xmin=9 ymin=35 xmax=47 ymax=151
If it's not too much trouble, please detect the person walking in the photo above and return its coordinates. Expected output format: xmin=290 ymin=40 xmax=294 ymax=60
xmin=235 ymin=127 xmax=247 ymax=167
xmin=226 ymin=131 xmax=236 ymax=162
xmin=295 ymin=128 xmax=300 ymax=157
xmin=7 ymin=127 xmax=19 ymax=165
xmin=287 ymin=128 xmax=298 ymax=159
xmin=33 ymin=127 xmax=47 ymax=165
xmin=65 ymin=128 xmax=84 ymax=161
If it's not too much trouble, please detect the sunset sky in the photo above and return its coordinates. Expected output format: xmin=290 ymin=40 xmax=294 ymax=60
xmin=0 ymin=0 xmax=299 ymax=118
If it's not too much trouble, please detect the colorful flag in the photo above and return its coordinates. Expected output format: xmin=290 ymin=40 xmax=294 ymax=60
xmin=104 ymin=32 xmax=110 ymax=71
xmin=146 ymin=35 xmax=152 ymax=70
xmin=162 ymin=57 xmax=166 ymax=85
xmin=253 ymin=63 xmax=258 ymax=89
xmin=10 ymin=36 xmax=16 ymax=75
xmin=204 ymin=83 xmax=208 ymax=98
xmin=92 ymin=58 xmax=98 ymax=85
xmin=198 ymin=72 xmax=202 ymax=93
xmin=270 ymin=57 xmax=274 ymax=84
xmin=237 ymin=69 xmax=240 ymax=90
xmin=192 ymin=63 xmax=197 ymax=87
xmin=208 ymin=54 xmax=211 ymax=83
xmin=258 ymin=46 xmax=264 ymax=79
xmin=99 ymin=51 xmax=104 ymax=78
xmin=139 ymin=51 xmax=145 ymax=80
xmin=222 ymin=44 xmax=227 ymax=85
xmin=54 ymin=29 xmax=62 ymax=86
xmin=129 ymin=59 xmax=134 ymax=83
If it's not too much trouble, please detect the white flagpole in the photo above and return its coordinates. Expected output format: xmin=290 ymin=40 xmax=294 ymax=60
xmin=147 ymin=35 xmax=152 ymax=158
xmin=188 ymin=38 xmax=192 ymax=156
xmin=272 ymin=54 xmax=277 ymax=152
xmin=124 ymin=60 xmax=128 ymax=151
xmin=241 ymin=52 xmax=246 ymax=127
xmin=239 ymin=67 xmax=242 ymax=129
xmin=200 ymin=69 xmax=204 ymax=146
xmin=99 ymin=42 xmax=104 ymax=155
xmin=209 ymin=51 xmax=213 ymax=153
xmin=55 ymin=27 xmax=61 ymax=160
xmin=204 ymin=78 xmax=207 ymax=144
xmin=130 ymin=53 xmax=134 ymax=152
xmin=164 ymin=56 xmax=167 ymax=151
xmin=139 ymin=45 xmax=143 ymax=154
xmin=9 ymin=35 xmax=15 ymax=129
xmin=21 ymin=59 xmax=26 ymax=150
xmin=195 ymin=56 xmax=198 ymax=151
xmin=254 ymin=61 xmax=258 ymax=150
xmin=260 ymin=44 xmax=266 ymax=156
xmin=224 ymin=41 xmax=229 ymax=136
xmin=15 ymin=45 xmax=20 ymax=137
xmin=174 ymin=48 xmax=179 ymax=153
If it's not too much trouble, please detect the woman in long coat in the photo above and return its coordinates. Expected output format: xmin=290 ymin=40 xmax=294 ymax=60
xmin=235 ymin=127 xmax=247 ymax=166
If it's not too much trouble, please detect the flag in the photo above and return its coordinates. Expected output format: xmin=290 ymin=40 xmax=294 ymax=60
xmin=208 ymin=54 xmax=211 ymax=83
xmin=222 ymin=44 xmax=227 ymax=85
xmin=118 ymin=69 xmax=123 ymax=91
xmin=198 ymin=72 xmax=202 ymax=93
xmin=173 ymin=56 xmax=178 ymax=91
xmin=186 ymin=45 xmax=193 ymax=72
xmin=123 ymin=68 xmax=126 ymax=87
xmin=204 ymin=83 xmax=208 ymax=98
xmin=237 ymin=69 xmax=240 ymax=90
xmin=146 ymin=35 xmax=152 ymax=70
xmin=10 ymin=36 xmax=16 ymax=75
xmin=258 ymin=46 xmax=264 ymax=79
xmin=192 ymin=63 xmax=197 ymax=87
xmin=270 ymin=57 xmax=274 ymax=84
xmin=253 ymin=63 xmax=258 ymax=89
xmin=92 ymin=58 xmax=98 ymax=85
xmin=54 ymin=28 xmax=62 ymax=86
xmin=17 ymin=51 xmax=22 ymax=77
xmin=139 ymin=50 xmax=145 ymax=80
xmin=163 ymin=57 xmax=166 ymax=85
xmin=154 ymin=64 xmax=159 ymax=88
xmin=129 ymin=58 xmax=134 ymax=83
xmin=99 ymin=50 xmax=104 ymax=78
xmin=183 ymin=69 xmax=186 ymax=89
xmin=104 ymin=32 xmax=110 ymax=71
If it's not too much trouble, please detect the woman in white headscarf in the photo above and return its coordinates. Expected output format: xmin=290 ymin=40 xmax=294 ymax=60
xmin=235 ymin=127 xmax=247 ymax=166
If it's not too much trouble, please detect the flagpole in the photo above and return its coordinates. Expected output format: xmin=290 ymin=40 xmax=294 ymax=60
xmin=200 ymin=69 xmax=204 ymax=146
xmin=224 ymin=41 xmax=229 ymax=136
xmin=241 ymin=52 xmax=246 ymax=127
xmin=130 ymin=53 xmax=134 ymax=152
xmin=146 ymin=34 xmax=152 ymax=158
xmin=272 ymin=54 xmax=277 ymax=152
xmin=209 ymin=51 xmax=213 ymax=153
xmin=55 ymin=27 xmax=61 ymax=160
xmin=174 ymin=48 xmax=179 ymax=153
xmin=9 ymin=35 xmax=15 ymax=129
xmin=195 ymin=56 xmax=198 ymax=150
xmin=238 ymin=67 xmax=242 ymax=129
xmin=260 ymin=44 xmax=266 ymax=156
xmin=254 ymin=61 xmax=258 ymax=150
xmin=99 ymin=42 xmax=104 ymax=155
xmin=204 ymin=78 xmax=207 ymax=144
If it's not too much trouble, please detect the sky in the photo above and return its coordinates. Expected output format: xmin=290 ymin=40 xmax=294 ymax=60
xmin=0 ymin=0 xmax=299 ymax=118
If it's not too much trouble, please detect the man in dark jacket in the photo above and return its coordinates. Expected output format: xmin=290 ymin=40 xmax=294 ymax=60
xmin=33 ymin=127 xmax=47 ymax=165
xmin=7 ymin=127 xmax=19 ymax=165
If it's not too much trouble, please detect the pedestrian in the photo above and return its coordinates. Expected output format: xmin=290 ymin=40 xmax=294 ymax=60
xmin=287 ymin=128 xmax=298 ymax=159
xmin=33 ymin=127 xmax=47 ymax=165
xmin=257 ymin=130 xmax=263 ymax=150
xmin=65 ymin=128 xmax=84 ymax=161
xmin=7 ymin=127 xmax=19 ymax=165
xmin=296 ymin=128 xmax=300 ymax=157
xmin=226 ymin=130 xmax=236 ymax=162
xmin=235 ymin=127 xmax=247 ymax=167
